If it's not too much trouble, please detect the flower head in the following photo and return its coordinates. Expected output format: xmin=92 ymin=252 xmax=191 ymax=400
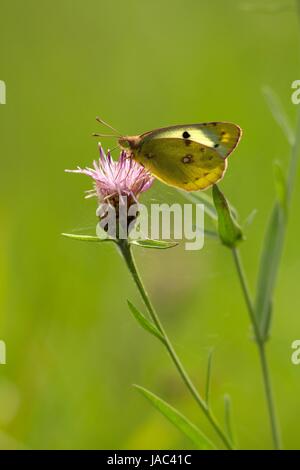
xmin=66 ymin=145 xmax=154 ymax=236
xmin=66 ymin=145 xmax=154 ymax=206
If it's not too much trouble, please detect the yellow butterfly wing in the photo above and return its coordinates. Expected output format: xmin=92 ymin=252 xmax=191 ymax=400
xmin=131 ymin=122 xmax=241 ymax=191
xmin=134 ymin=137 xmax=227 ymax=191
xmin=140 ymin=122 xmax=241 ymax=158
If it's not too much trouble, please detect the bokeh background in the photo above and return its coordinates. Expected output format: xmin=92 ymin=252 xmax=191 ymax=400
xmin=1 ymin=0 xmax=300 ymax=450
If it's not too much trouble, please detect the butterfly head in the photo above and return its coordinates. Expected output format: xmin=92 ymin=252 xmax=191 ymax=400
xmin=118 ymin=136 xmax=141 ymax=150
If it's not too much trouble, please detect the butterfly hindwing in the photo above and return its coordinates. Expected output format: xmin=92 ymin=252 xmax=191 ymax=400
xmin=134 ymin=137 xmax=227 ymax=191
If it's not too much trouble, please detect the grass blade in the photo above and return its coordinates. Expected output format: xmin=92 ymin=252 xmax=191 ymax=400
xmin=254 ymin=204 xmax=285 ymax=340
xmin=256 ymin=95 xmax=300 ymax=341
xmin=205 ymin=349 xmax=213 ymax=407
xmin=224 ymin=394 xmax=234 ymax=446
xmin=273 ymin=161 xmax=288 ymax=215
xmin=134 ymin=385 xmax=217 ymax=450
xmin=262 ymin=85 xmax=295 ymax=146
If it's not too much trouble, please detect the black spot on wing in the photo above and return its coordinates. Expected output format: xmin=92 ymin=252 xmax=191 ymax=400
xmin=182 ymin=131 xmax=190 ymax=139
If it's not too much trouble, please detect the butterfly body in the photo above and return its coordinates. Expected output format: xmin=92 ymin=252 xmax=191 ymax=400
xmin=118 ymin=122 xmax=242 ymax=191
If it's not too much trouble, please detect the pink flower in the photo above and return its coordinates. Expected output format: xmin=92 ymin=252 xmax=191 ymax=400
xmin=66 ymin=145 xmax=154 ymax=207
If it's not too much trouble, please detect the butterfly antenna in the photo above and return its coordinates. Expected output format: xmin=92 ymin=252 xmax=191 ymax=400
xmin=92 ymin=133 xmax=119 ymax=138
xmin=96 ymin=116 xmax=122 ymax=137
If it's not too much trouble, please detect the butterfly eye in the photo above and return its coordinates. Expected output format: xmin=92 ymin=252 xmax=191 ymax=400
xmin=118 ymin=137 xmax=130 ymax=149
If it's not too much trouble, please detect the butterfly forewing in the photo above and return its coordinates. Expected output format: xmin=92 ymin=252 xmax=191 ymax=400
xmin=140 ymin=122 xmax=242 ymax=159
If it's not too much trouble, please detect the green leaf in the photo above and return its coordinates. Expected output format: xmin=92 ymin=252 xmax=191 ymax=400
xmin=224 ymin=394 xmax=234 ymax=446
xmin=254 ymin=203 xmax=285 ymax=340
xmin=130 ymin=239 xmax=178 ymax=249
xmin=273 ymin=161 xmax=288 ymax=215
xmin=262 ymin=86 xmax=295 ymax=146
xmin=134 ymin=385 xmax=217 ymax=450
xmin=62 ymin=233 xmax=113 ymax=242
xmin=205 ymin=349 xmax=213 ymax=407
xmin=212 ymin=185 xmax=243 ymax=248
xmin=127 ymin=301 xmax=165 ymax=343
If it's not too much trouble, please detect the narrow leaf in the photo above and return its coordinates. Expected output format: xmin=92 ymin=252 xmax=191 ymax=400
xmin=134 ymin=385 xmax=217 ymax=450
xmin=212 ymin=185 xmax=243 ymax=248
xmin=224 ymin=394 xmax=234 ymax=446
xmin=130 ymin=239 xmax=178 ymax=249
xmin=127 ymin=301 xmax=165 ymax=343
xmin=254 ymin=203 xmax=285 ymax=340
xmin=262 ymin=85 xmax=295 ymax=146
xmin=273 ymin=161 xmax=288 ymax=215
xmin=205 ymin=349 xmax=213 ymax=407
xmin=62 ymin=233 xmax=112 ymax=242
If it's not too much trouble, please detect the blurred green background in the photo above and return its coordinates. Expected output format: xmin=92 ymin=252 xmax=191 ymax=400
xmin=1 ymin=0 xmax=300 ymax=450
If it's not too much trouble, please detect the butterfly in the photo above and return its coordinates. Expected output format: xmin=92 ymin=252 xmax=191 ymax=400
xmin=93 ymin=118 xmax=242 ymax=192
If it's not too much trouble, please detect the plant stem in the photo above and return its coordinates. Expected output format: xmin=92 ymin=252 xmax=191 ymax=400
xmin=230 ymin=35 xmax=300 ymax=447
xmin=232 ymin=247 xmax=281 ymax=450
xmin=119 ymin=239 xmax=233 ymax=450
